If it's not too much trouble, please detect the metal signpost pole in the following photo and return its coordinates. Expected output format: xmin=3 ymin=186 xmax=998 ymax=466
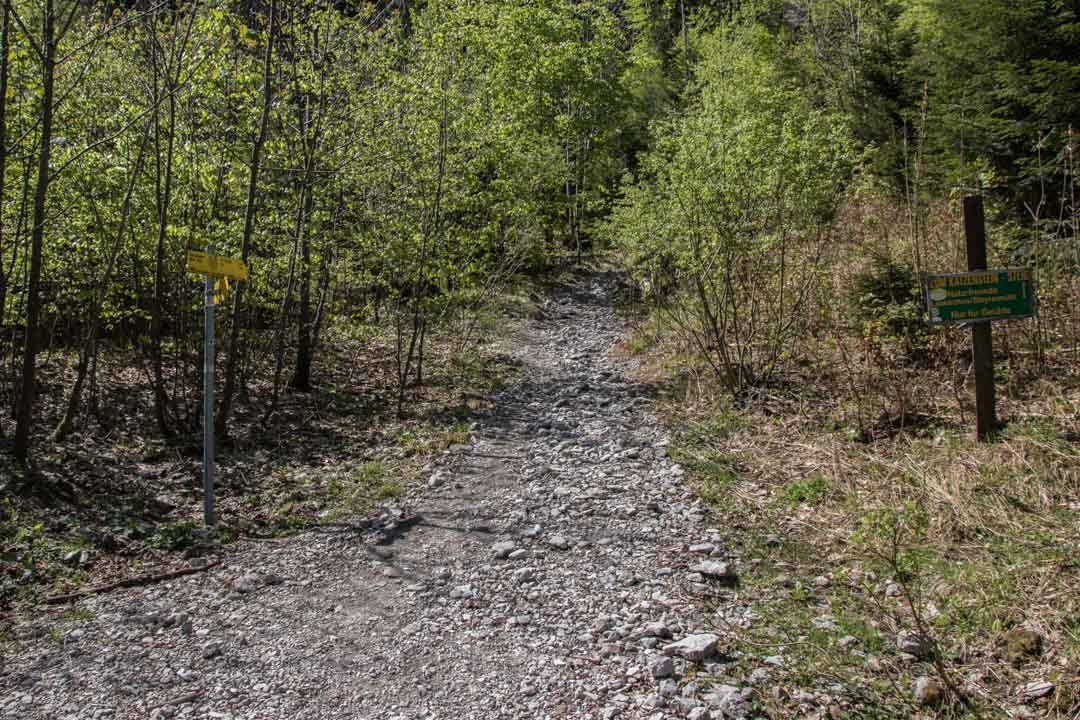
xmin=203 ymin=250 xmax=217 ymax=528
xmin=188 ymin=245 xmax=246 ymax=528
xmin=963 ymin=195 xmax=997 ymax=441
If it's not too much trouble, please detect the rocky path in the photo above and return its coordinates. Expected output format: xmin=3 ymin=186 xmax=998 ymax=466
xmin=3 ymin=271 xmax=755 ymax=720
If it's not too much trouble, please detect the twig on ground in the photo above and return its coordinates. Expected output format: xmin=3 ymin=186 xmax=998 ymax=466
xmin=146 ymin=690 xmax=203 ymax=711
xmin=44 ymin=560 xmax=221 ymax=605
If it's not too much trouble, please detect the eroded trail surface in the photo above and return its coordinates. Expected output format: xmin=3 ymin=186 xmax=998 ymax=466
xmin=5 ymin=272 xmax=748 ymax=720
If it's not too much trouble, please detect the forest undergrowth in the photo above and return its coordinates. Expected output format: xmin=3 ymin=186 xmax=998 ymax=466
xmin=617 ymin=191 xmax=1080 ymax=717
xmin=0 ymin=273 xmax=552 ymax=614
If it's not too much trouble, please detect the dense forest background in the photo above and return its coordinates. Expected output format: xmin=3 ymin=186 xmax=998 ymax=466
xmin=0 ymin=0 xmax=1074 ymax=461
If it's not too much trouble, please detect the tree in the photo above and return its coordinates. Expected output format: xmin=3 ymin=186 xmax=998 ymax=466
xmin=610 ymin=23 xmax=853 ymax=394
xmin=217 ymin=0 xmax=277 ymax=440
xmin=11 ymin=0 xmax=65 ymax=462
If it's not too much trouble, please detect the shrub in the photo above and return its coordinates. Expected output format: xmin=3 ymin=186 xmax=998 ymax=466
xmin=849 ymin=254 xmax=933 ymax=362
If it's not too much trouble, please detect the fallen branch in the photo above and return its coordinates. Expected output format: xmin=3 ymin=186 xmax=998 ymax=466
xmin=146 ymin=690 xmax=203 ymax=712
xmin=44 ymin=560 xmax=221 ymax=605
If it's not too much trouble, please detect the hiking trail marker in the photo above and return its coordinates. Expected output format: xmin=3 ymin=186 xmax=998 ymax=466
xmin=925 ymin=268 xmax=1036 ymax=324
xmin=187 ymin=248 xmax=249 ymax=528
xmin=926 ymin=196 xmax=1037 ymax=441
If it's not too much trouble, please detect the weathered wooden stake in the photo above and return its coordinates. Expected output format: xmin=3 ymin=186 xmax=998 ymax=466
xmin=963 ymin=195 xmax=997 ymax=441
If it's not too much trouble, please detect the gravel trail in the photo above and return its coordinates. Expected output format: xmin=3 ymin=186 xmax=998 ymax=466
xmin=3 ymin=271 xmax=750 ymax=720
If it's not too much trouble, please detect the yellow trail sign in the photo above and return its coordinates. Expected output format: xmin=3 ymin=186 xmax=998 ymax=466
xmin=186 ymin=251 xmax=249 ymax=281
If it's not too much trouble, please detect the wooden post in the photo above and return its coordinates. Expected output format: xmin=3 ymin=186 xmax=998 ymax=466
xmin=963 ymin=195 xmax=997 ymax=440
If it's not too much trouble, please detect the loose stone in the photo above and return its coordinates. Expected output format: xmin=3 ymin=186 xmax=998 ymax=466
xmin=649 ymin=656 xmax=675 ymax=679
xmin=663 ymin=634 xmax=720 ymax=662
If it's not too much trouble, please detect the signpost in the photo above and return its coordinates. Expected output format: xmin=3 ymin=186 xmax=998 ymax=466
xmin=926 ymin=196 xmax=1037 ymax=441
xmin=925 ymin=268 xmax=1036 ymax=324
xmin=186 ymin=251 xmax=249 ymax=281
xmin=187 ymin=249 xmax=249 ymax=528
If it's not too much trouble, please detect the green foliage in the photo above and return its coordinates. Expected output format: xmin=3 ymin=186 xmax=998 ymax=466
xmin=0 ymin=0 xmax=638 ymax=450
xmin=609 ymin=20 xmax=855 ymax=393
xmin=850 ymin=254 xmax=921 ymax=323
xmin=0 ymin=500 xmax=44 ymax=601
xmin=901 ymin=0 xmax=1080 ymax=197
xmin=848 ymin=254 xmax=930 ymax=356
xmin=145 ymin=521 xmax=200 ymax=552
xmin=376 ymin=482 xmax=404 ymax=500
xmin=353 ymin=461 xmax=385 ymax=486
xmin=781 ymin=473 xmax=830 ymax=505
xmin=853 ymin=503 xmax=932 ymax=583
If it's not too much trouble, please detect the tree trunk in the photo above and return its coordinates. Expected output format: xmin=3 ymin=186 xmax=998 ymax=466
xmin=14 ymin=0 xmax=56 ymax=463
xmin=55 ymin=123 xmax=151 ymax=440
xmin=217 ymin=0 xmax=276 ymax=439
xmin=148 ymin=16 xmax=177 ymax=437
xmin=267 ymin=183 xmax=306 ymax=418
xmin=289 ymin=217 xmax=313 ymax=391
xmin=0 ymin=4 xmax=11 ymax=435
xmin=289 ymin=94 xmax=314 ymax=392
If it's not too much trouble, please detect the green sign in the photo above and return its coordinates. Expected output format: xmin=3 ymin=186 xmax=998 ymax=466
xmin=925 ymin=268 xmax=1036 ymax=324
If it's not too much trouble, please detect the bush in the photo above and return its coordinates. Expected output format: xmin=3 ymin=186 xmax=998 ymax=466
xmin=848 ymin=254 xmax=932 ymax=361
xmin=608 ymin=23 xmax=854 ymax=395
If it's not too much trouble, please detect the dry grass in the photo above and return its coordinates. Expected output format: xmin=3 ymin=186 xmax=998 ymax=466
xmin=650 ymin=356 xmax=1080 ymax=717
xmin=619 ymin=192 xmax=1080 ymax=717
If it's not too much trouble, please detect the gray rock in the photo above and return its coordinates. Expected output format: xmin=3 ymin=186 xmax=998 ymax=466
xmin=232 ymin=573 xmax=262 ymax=593
xmin=449 ymin=585 xmax=476 ymax=599
xmin=642 ymin=621 xmax=673 ymax=639
xmin=649 ymin=656 xmax=675 ymax=679
xmin=641 ymin=695 xmax=665 ymax=710
xmin=547 ymin=534 xmax=571 ymax=550
xmin=663 ymin=634 xmax=720 ymax=661
xmin=370 ymin=546 xmax=394 ymax=560
xmin=897 ymin=629 xmax=933 ymax=659
xmin=690 ymin=561 xmax=736 ymax=581
xmin=703 ymin=684 xmax=740 ymax=709
xmin=687 ymin=708 xmax=712 ymax=720
xmin=748 ymin=668 xmax=770 ymax=684
xmin=491 ymin=541 xmax=517 ymax=559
